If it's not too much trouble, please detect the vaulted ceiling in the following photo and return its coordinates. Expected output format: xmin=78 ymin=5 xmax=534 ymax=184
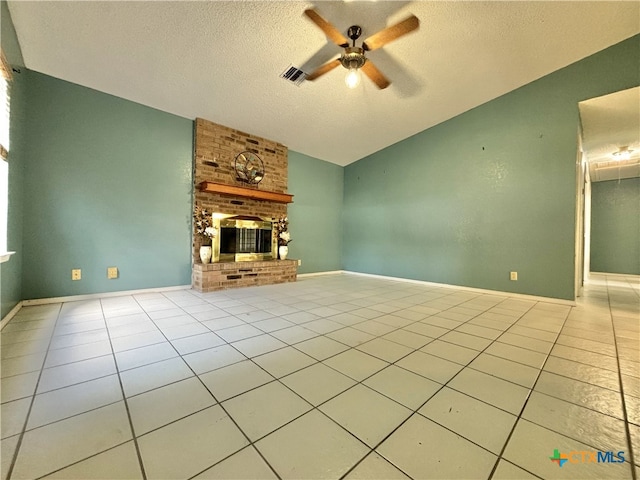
xmin=6 ymin=1 xmax=640 ymax=166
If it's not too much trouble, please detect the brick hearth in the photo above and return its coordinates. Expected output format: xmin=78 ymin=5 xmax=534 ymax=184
xmin=192 ymin=260 xmax=297 ymax=293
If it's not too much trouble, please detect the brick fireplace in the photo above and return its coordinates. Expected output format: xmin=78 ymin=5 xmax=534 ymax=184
xmin=192 ymin=118 xmax=297 ymax=292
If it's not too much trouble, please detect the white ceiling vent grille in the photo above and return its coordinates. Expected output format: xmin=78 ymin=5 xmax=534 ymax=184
xmin=280 ymin=65 xmax=307 ymax=86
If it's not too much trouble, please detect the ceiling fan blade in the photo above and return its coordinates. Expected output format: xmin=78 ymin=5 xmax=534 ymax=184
xmin=363 ymin=15 xmax=420 ymax=51
xmin=306 ymin=58 xmax=341 ymax=81
xmin=304 ymin=9 xmax=349 ymax=47
xmin=361 ymin=61 xmax=391 ymax=89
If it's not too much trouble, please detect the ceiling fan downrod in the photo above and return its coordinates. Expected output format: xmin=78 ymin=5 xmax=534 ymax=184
xmin=347 ymin=25 xmax=362 ymax=46
xmin=342 ymin=25 xmax=366 ymax=72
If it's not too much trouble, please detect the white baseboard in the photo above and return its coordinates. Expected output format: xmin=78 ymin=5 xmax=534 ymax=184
xmin=342 ymin=270 xmax=576 ymax=306
xmin=589 ymin=272 xmax=640 ymax=281
xmin=21 ymin=285 xmax=192 ymax=307
xmin=298 ymin=270 xmax=345 ymax=279
xmin=5 ymin=271 xmax=578 ymax=323
xmin=1 ymin=301 xmax=24 ymax=331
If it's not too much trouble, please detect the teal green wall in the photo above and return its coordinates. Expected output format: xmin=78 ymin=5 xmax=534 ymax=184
xmin=8 ymin=70 xmax=344 ymax=302
xmin=3 ymin=16 xmax=638 ymax=306
xmin=22 ymin=71 xmax=194 ymax=299
xmin=590 ymin=178 xmax=640 ymax=275
xmin=1 ymin=0 xmax=25 ymax=318
xmin=343 ymin=36 xmax=640 ymax=300
xmin=288 ymin=151 xmax=343 ymax=273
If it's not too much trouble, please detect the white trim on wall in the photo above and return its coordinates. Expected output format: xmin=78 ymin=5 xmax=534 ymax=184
xmin=584 ymin=168 xmax=592 ymax=282
xmin=589 ymin=272 xmax=640 ymax=280
xmin=342 ymin=271 xmax=577 ymax=306
xmin=0 ymin=300 xmax=22 ymax=330
xmin=6 ymin=270 xmax=578 ymax=328
xmin=0 ymin=250 xmax=15 ymax=263
xmin=297 ymin=270 xmax=344 ymax=279
xmin=22 ymin=285 xmax=192 ymax=307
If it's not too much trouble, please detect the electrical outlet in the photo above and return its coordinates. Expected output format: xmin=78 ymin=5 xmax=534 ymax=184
xmin=298 ymin=259 xmax=302 ymax=266
xmin=510 ymin=271 xmax=518 ymax=281
xmin=107 ymin=267 xmax=119 ymax=279
xmin=71 ymin=269 xmax=81 ymax=281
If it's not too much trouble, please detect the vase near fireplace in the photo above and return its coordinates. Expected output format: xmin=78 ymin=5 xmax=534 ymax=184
xmin=200 ymin=246 xmax=212 ymax=264
xmin=278 ymin=246 xmax=288 ymax=260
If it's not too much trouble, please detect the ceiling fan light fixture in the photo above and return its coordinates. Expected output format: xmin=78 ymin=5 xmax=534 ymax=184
xmin=341 ymin=47 xmax=365 ymax=89
xmin=345 ymin=63 xmax=361 ymax=89
xmin=612 ymin=146 xmax=633 ymax=160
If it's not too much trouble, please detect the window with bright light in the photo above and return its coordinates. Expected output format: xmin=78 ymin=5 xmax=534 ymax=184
xmin=0 ymin=158 xmax=7 ymax=255
xmin=1 ymin=50 xmax=11 ymax=258
xmin=0 ymin=80 xmax=8 ymax=156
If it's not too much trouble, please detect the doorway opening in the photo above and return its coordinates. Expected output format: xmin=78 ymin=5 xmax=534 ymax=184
xmin=576 ymin=86 xmax=640 ymax=295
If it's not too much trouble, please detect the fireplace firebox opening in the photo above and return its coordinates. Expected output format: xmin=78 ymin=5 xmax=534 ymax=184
xmin=212 ymin=214 xmax=277 ymax=262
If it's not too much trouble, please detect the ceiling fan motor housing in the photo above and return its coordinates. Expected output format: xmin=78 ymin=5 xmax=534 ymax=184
xmin=341 ymin=47 xmax=366 ymax=70
xmin=347 ymin=25 xmax=362 ymax=41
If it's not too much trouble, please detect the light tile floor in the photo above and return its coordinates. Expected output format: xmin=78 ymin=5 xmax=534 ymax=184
xmin=1 ymin=272 xmax=638 ymax=479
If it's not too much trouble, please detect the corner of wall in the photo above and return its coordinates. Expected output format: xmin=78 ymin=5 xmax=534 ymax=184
xmin=0 ymin=0 xmax=25 ymax=318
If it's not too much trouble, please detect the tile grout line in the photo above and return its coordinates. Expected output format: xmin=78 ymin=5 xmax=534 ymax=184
xmin=3 ymin=278 xmax=621 ymax=479
xmin=605 ymin=276 xmax=638 ymax=479
xmin=166 ymin=283 xmax=635 ymax=477
xmin=485 ymin=299 xmax=572 ymax=480
xmin=411 ymin=296 xmax=548 ymax=478
xmin=337 ymin=294 xmax=543 ymax=479
xmin=173 ymin=287 xmax=498 ymax=479
xmin=30 ymin=440 xmax=134 ymax=480
xmin=4 ymin=303 xmax=63 ymax=480
xmin=270 ymin=286 xmax=559 ymax=470
xmin=202 ymin=304 xmax=422 ymax=477
xmin=1 ymin=296 xmax=605 ymax=423
xmin=134 ymin=291 xmax=285 ymax=480
xmin=491 ymin=288 xmax=639 ymax=475
xmin=98 ymin=298 xmax=149 ymax=480
xmin=193 ymin=284 xmax=567 ymax=478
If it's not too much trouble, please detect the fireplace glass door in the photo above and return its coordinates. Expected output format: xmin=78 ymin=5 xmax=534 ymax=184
xmin=215 ymin=216 xmax=276 ymax=262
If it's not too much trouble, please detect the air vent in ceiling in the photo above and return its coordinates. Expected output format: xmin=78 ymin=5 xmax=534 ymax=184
xmin=280 ymin=65 xmax=307 ymax=86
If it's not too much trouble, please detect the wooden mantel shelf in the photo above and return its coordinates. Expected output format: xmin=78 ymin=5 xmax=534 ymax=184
xmin=199 ymin=181 xmax=294 ymax=204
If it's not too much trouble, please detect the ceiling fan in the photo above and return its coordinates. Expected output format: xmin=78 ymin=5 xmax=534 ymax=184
xmin=303 ymin=9 xmax=420 ymax=90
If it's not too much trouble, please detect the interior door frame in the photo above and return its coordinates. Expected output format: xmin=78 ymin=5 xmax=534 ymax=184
xmin=574 ymin=133 xmax=586 ymax=298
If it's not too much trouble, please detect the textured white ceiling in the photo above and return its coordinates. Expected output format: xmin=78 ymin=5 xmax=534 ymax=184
xmin=6 ymin=1 xmax=640 ymax=166
xmin=580 ymin=87 xmax=640 ymax=162
xmin=580 ymin=87 xmax=640 ymax=182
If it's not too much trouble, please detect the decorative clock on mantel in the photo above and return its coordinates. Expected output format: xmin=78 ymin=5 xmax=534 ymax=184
xmin=234 ymin=151 xmax=265 ymax=186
